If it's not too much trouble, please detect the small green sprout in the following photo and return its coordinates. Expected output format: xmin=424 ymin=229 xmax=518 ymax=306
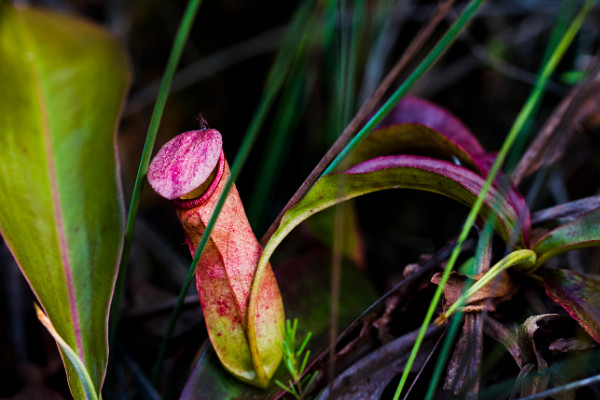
xmin=275 ymin=319 xmax=319 ymax=400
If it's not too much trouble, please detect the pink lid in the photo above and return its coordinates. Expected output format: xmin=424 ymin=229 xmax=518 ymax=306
xmin=147 ymin=129 xmax=223 ymax=200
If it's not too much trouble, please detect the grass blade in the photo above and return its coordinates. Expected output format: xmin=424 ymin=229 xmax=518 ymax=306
xmin=505 ymin=0 xmax=578 ymax=173
xmin=36 ymin=304 xmax=99 ymax=400
xmin=151 ymin=0 xmax=316 ymax=382
xmin=247 ymin=54 xmax=308 ymax=230
xmin=260 ymin=0 xmax=458 ymax=245
xmin=425 ymin=221 xmax=494 ymax=398
xmin=110 ymin=0 xmax=203 ymax=343
xmin=322 ymin=0 xmax=488 ymax=175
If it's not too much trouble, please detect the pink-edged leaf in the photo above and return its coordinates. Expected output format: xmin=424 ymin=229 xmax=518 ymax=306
xmin=181 ymin=248 xmax=379 ymax=399
xmin=374 ymin=96 xmax=487 ymax=168
xmin=268 ymin=155 xmax=526 ymax=252
xmin=349 ymin=99 xmax=531 ymax=243
xmin=533 ymin=207 xmax=600 ymax=267
xmin=343 ymin=156 xmax=525 ymax=244
xmin=0 ymin=4 xmax=129 ymax=399
xmin=343 ymin=123 xmax=483 ymax=173
xmin=538 ymin=268 xmax=600 ymax=344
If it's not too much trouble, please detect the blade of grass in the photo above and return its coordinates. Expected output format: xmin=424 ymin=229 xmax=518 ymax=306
xmin=518 ymin=373 xmax=600 ymax=400
xmin=322 ymin=0 xmax=488 ymax=175
xmin=119 ymin=347 xmax=164 ymax=400
xmin=36 ymin=304 xmax=99 ymax=400
xmin=110 ymin=0 xmax=203 ymax=344
xmin=151 ymin=0 xmax=316 ymax=382
xmin=345 ymin=0 xmax=365 ymax=124
xmin=401 ymin=326 xmax=448 ymax=400
xmin=425 ymin=220 xmax=494 ymax=399
xmin=247 ymin=69 xmax=306 ymax=230
xmin=322 ymin=0 xmax=352 ymax=145
xmin=392 ymin=2 xmax=596 ymax=398
xmin=261 ymin=0 xmax=458 ymax=244
xmin=327 ymin=0 xmax=352 ymax=392
xmin=359 ymin=0 xmax=404 ymax=103
xmin=328 ymin=201 xmax=345 ymax=393
xmin=504 ymin=0 xmax=577 ymax=173
xmin=336 ymin=0 xmax=360 ymax=130
xmin=246 ymin=27 xmax=312 ymax=229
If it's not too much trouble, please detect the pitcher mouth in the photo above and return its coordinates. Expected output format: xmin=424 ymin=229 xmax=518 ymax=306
xmin=172 ymin=151 xmax=225 ymax=210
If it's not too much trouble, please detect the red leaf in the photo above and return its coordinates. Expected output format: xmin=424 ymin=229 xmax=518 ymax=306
xmin=376 ymin=97 xmax=487 ymax=169
xmin=539 ymin=268 xmax=600 ymax=344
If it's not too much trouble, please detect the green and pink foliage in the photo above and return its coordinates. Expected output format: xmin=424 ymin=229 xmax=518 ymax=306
xmin=0 ymin=3 xmax=130 ymax=399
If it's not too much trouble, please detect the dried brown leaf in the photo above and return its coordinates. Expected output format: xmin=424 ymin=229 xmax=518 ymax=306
xmin=431 ymin=270 xmax=518 ymax=313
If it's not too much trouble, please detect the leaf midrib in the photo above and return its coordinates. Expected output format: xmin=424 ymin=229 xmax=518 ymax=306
xmin=18 ymin=9 xmax=85 ymax=363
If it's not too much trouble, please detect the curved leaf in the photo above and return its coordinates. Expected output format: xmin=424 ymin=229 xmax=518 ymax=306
xmin=538 ymin=268 xmax=600 ymax=344
xmin=534 ymin=207 xmax=600 ymax=267
xmin=347 ymin=101 xmax=531 ymax=243
xmin=343 ymin=123 xmax=482 ymax=173
xmin=283 ymin=155 xmax=524 ymax=248
xmin=0 ymin=4 xmax=129 ymax=398
xmin=246 ymin=155 xmax=526 ymax=335
xmin=373 ymin=97 xmax=487 ymax=167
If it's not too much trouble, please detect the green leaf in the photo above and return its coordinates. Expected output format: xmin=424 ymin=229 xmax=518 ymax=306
xmin=341 ymin=114 xmax=530 ymax=242
xmin=271 ymin=155 xmax=523 ymax=256
xmin=0 ymin=4 xmax=130 ymax=399
xmin=534 ymin=207 xmax=600 ymax=267
xmin=344 ymin=105 xmax=484 ymax=173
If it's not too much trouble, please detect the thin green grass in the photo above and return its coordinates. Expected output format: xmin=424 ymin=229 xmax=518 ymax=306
xmin=109 ymin=0 xmax=203 ymax=345
xmin=505 ymin=0 xmax=578 ymax=173
xmin=247 ymin=7 xmax=316 ymax=229
xmin=151 ymin=0 xmax=317 ymax=382
xmin=247 ymin=70 xmax=307 ymax=230
xmin=392 ymin=1 xmax=596 ymax=398
xmin=327 ymin=0 xmax=360 ymax=389
xmin=322 ymin=0 xmax=487 ymax=175
xmin=424 ymin=221 xmax=495 ymax=399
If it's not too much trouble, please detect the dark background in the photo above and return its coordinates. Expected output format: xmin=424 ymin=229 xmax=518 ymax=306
xmin=2 ymin=0 xmax=599 ymax=398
